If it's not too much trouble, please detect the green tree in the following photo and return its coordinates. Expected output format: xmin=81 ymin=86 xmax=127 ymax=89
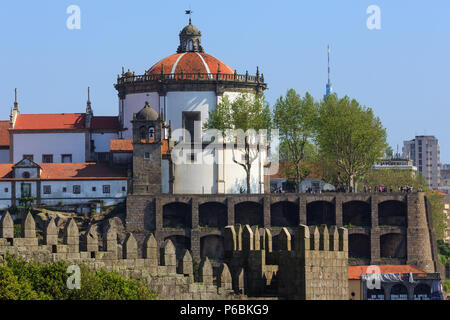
xmin=361 ymin=169 xmax=447 ymax=240
xmin=360 ymin=168 xmax=427 ymax=192
xmin=315 ymin=94 xmax=387 ymax=189
xmin=427 ymin=192 xmax=447 ymax=241
xmin=204 ymin=93 xmax=271 ymax=193
xmin=0 ymin=254 xmax=157 ymax=300
xmin=273 ymin=90 xmax=319 ymax=192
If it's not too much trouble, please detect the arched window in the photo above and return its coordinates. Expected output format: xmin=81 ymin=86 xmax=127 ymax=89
xmin=139 ymin=126 xmax=147 ymax=140
xmin=22 ymin=171 xmax=30 ymax=178
xmin=188 ymin=40 xmax=193 ymax=51
xmin=148 ymin=127 xmax=155 ymax=140
xmin=196 ymin=39 xmax=200 ymax=50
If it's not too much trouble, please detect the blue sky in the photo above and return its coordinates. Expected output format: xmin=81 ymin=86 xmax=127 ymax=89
xmin=0 ymin=0 xmax=449 ymax=162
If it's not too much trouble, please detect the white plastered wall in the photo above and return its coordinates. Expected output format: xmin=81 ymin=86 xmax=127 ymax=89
xmin=13 ymin=132 xmax=86 ymax=163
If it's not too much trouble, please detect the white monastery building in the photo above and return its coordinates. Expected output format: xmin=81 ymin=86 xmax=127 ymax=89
xmin=0 ymin=19 xmax=270 ymax=209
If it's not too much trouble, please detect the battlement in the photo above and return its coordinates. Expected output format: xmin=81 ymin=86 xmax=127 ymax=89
xmin=0 ymin=211 xmax=242 ymax=300
xmin=0 ymin=210 xmax=350 ymax=300
xmin=223 ymin=224 xmax=349 ymax=299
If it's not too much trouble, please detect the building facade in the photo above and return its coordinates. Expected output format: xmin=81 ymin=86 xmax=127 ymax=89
xmin=348 ymin=265 xmax=442 ymax=300
xmin=373 ymin=157 xmax=418 ymax=174
xmin=0 ymin=158 xmax=127 ymax=209
xmin=439 ymin=165 xmax=449 ymax=194
xmin=114 ymin=20 xmax=269 ymax=195
xmin=0 ymin=19 xmax=269 ymax=198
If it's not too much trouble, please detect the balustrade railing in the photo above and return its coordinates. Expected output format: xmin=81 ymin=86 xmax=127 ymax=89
xmin=116 ymin=72 xmax=264 ymax=85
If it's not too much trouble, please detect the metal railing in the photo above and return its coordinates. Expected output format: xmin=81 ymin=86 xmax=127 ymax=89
xmin=116 ymin=72 xmax=264 ymax=85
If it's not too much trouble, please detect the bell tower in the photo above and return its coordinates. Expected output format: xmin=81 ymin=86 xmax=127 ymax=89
xmin=177 ymin=17 xmax=204 ymax=53
xmin=131 ymin=101 xmax=163 ymax=195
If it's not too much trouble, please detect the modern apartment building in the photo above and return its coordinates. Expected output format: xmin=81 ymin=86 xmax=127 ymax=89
xmin=403 ymin=136 xmax=441 ymax=189
xmin=439 ymin=165 xmax=450 ymax=194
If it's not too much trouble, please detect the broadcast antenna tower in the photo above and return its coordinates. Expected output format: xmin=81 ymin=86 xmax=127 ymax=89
xmin=325 ymin=44 xmax=333 ymax=98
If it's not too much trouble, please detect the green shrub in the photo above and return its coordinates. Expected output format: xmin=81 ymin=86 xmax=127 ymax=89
xmin=444 ymin=279 xmax=450 ymax=294
xmin=0 ymin=254 xmax=157 ymax=300
xmin=13 ymin=224 xmax=21 ymax=238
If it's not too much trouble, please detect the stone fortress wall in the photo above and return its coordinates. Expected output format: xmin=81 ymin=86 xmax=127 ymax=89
xmin=0 ymin=210 xmax=349 ymax=300
xmin=223 ymin=224 xmax=349 ymax=300
xmin=126 ymin=192 xmax=439 ymax=275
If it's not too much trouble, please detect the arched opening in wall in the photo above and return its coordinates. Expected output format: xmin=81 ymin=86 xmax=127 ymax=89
xmin=367 ymin=288 xmax=385 ymax=300
xmin=378 ymin=200 xmax=407 ymax=226
xmin=164 ymin=235 xmax=191 ymax=259
xmin=163 ymin=202 xmax=192 ymax=229
xmin=139 ymin=126 xmax=147 ymax=141
xmin=390 ymin=284 xmax=408 ymax=300
xmin=306 ymin=201 xmax=335 ymax=225
xmin=235 ymin=202 xmax=263 ymax=227
xmin=199 ymin=202 xmax=227 ymax=228
xmin=188 ymin=40 xmax=193 ymax=51
xmin=200 ymin=235 xmax=224 ymax=261
xmin=343 ymin=201 xmax=371 ymax=226
xmin=380 ymin=233 xmax=406 ymax=259
xmin=270 ymin=201 xmax=299 ymax=227
xmin=413 ymin=283 xmax=431 ymax=300
xmin=148 ymin=127 xmax=155 ymax=140
xmin=348 ymin=234 xmax=370 ymax=258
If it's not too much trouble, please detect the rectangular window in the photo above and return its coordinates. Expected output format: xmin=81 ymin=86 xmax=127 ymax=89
xmin=43 ymin=185 xmax=51 ymax=194
xmin=103 ymin=185 xmax=110 ymax=194
xmin=182 ymin=111 xmax=201 ymax=142
xmin=42 ymin=154 xmax=53 ymax=163
xmin=73 ymin=185 xmax=81 ymax=194
xmin=144 ymin=152 xmax=150 ymax=160
xmin=4 ymin=188 xmax=8 ymax=193
xmin=62 ymin=187 xmax=67 ymax=193
xmin=92 ymin=187 xmax=96 ymax=192
xmin=122 ymin=186 xmax=126 ymax=192
xmin=23 ymin=154 xmax=34 ymax=161
xmin=62 ymin=154 xmax=72 ymax=163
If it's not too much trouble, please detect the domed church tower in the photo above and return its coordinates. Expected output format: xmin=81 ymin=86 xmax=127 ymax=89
xmin=116 ymin=18 xmax=268 ymax=194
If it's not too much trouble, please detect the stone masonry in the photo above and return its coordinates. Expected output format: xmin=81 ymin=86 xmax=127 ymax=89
xmin=126 ymin=192 xmax=438 ymax=274
xmin=0 ymin=211 xmax=349 ymax=300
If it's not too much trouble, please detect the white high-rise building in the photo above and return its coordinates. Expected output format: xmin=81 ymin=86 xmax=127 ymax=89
xmin=402 ymin=136 xmax=441 ymax=189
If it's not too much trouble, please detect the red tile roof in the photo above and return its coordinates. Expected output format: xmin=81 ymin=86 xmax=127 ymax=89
xmin=0 ymin=121 xmax=10 ymax=147
xmin=148 ymin=52 xmax=234 ymax=75
xmin=0 ymin=163 xmax=127 ymax=180
xmin=91 ymin=116 xmax=119 ymax=130
xmin=14 ymin=113 xmax=86 ymax=130
xmin=0 ymin=164 xmax=13 ymax=179
xmin=110 ymin=139 xmax=133 ymax=152
xmin=348 ymin=265 xmax=425 ymax=280
xmin=110 ymin=139 xmax=170 ymax=155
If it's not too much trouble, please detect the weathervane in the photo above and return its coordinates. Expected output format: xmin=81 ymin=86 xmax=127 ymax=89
xmin=185 ymin=8 xmax=193 ymax=24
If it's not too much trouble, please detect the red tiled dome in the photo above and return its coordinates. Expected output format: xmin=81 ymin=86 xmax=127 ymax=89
xmin=148 ymin=52 xmax=234 ymax=75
